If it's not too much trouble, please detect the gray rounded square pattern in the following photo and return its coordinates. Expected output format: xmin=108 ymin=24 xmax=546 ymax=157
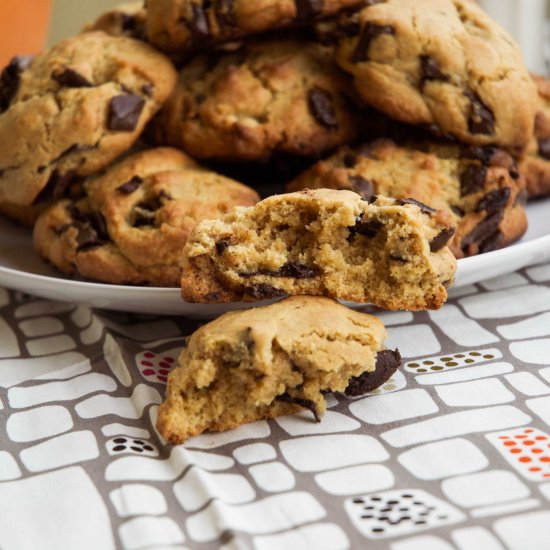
xmin=345 ymin=489 xmax=465 ymax=539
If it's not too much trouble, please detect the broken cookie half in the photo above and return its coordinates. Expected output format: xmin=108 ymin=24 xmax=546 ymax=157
xmin=180 ymin=189 xmax=457 ymax=310
xmin=157 ymin=296 xmax=401 ymax=445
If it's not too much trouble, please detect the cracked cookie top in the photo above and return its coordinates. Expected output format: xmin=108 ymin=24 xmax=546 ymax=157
xmin=0 ymin=31 xmax=177 ymax=207
xmin=334 ymin=0 xmax=537 ymax=151
xmin=150 ymin=39 xmax=360 ymax=161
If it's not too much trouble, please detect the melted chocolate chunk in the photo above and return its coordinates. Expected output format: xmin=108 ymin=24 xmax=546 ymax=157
xmin=215 ymin=236 xmax=233 ymax=254
xmin=308 ymin=87 xmax=338 ymax=128
xmin=71 ymin=209 xmax=110 ymax=251
xmin=345 ymin=349 xmax=401 ymax=396
xmin=478 ymin=230 xmax=503 ymax=254
xmin=0 ymin=55 xmax=33 ymax=111
xmin=116 ymin=176 xmax=143 ymax=194
xmin=475 ymin=187 xmax=511 ymax=214
xmin=460 ymin=164 xmax=487 ymax=196
xmin=459 ymin=146 xmax=496 ymax=165
xmin=188 ymin=3 xmax=211 ymax=39
xmin=75 ymin=222 xmax=99 ymax=251
xmin=33 ymin=170 xmax=76 ymax=204
xmin=352 ymin=23 xmax=395 ymax=63
xmin=350 ymin=176 xmax=374 ymax=201
xmin=353 ymin=217 xmax=383 ymax=238
xmin=108 ymin=94 xmax=145 ymax=131
xmin=461 ymin=210 xmax=503 ymax=251
xmin=216 ymin=0 xmax=236 ymax=27
xmin=52 ymin=68 xmax=92 ymax=88
xmin=240 ymin=261 xmax=318 ymax=279
xmin=465 ymin=90 xmax=495 ymax=135
xmin=276 ymin=392 xmax=320 ymax=422
xmin=429 ymin=227 xmax=455 ymax=252
xmin=295 ymin=0 xmax=324 ymax=21
xmin=538 ymin=137 xmax=550 ymax=160
xmin=132 ymin=193 xmax=168 ymax=227
xmin=420 ymin=55 xmax=448 ymax=82
xmin=244 ymin=284 xmax=287 ymax=300
xmin=396 ymin=198 xmax=436 ymax=214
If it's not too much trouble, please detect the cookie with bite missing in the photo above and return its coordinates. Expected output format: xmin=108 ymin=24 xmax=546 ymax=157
xmin=0 ymin=31 xmax=177 ymax=211
xmin=33 ymin=148 xmax=259 ymax=286
xmin=287 ymin=139 xmax=528 ymax=258
xmin=334 ymin=0 xmax=537 ymax=152
xmin=180 ymin=189 xmax=457 ymax=309
xmin=150 ymin=39 xmax=360 ymax=161
xmin=157 ymin=295 xmax=401 ymax=444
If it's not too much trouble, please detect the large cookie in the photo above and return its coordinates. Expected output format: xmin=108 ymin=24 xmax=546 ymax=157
xmin=157 ymin=295 xmax=401 ymax=444
xmin=518 ymin=74 xmax=550 ymax=198
xmin=146 ymin=0 xmax=369 ymax=55
xmin=0 ymin=32 xmax=177 ymax=208
xmin=334 ymin=0 xmax=537 ymax=151
xmin=150 ymin=39 xmax=359 ymax=161
xmin=180 ymin=189 xmax=457 ymax=309
xmin=288 ymin=139 xmax=528 ymax=258
xmin=33 ymin=148 xmax=259 ymax=286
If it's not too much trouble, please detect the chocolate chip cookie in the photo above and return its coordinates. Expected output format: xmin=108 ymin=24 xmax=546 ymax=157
xmin=519 ymin=74 xmax=550 ymax=198
xmin=334 ymin=0 xmax=537 ymax=151
xmin=83 ymin=1 xmax=147 ymax=40
xmin=157 ymin=295 xmax=401 ymax=444
xmin=180 ymin=189 xmax=457 ymax=309
xmin=0 ymin=32 xmax=177 ymax=208
xmin=150 ymin=39 xmax=359 ymax=161
xmin=288 ymin=139 xmax=528 ymax=259
xmin=33 ymin=147 xmax=259 ymax=286
xmin=146 ymin=0 xmax=370 ymax=55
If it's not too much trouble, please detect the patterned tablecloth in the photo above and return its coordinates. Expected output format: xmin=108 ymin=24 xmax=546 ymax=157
xmin=1 ymin=261 xmax=550 ymax=550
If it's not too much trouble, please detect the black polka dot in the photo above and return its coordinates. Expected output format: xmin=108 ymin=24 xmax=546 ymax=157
xmin=130 ymin=446 xmax=143 ymax=452
xmin=353 ymin=498 xmax=364 ymax=504
xmin=113 ymin=438 xmax=126 ymax=444
xmin=113 ymin=445 xmax=126 ymax=452
xmin=133 ymin=440 xmax=144 ymax=445
xmin=143 ymin=445 xmax=154 ymax=451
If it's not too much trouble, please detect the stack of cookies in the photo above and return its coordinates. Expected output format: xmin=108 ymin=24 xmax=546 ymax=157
xmin=0 ymin=0 xmax=545 ymax=443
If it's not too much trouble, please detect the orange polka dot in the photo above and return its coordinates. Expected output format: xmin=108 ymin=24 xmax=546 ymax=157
xmin=529 ymin=467 xmax=541 ymax=472
xmin=519 ymin=457 xmax=532 ymax=462
xmin=504 ymin=441 xmax=516 ymax=446
xmin=499 ymin=436 xmax=509 ymax=439
xmin=523 ymin=440 xmax=535 ymax=445
xmin=535 ymin=436 xmax=547 ymax=440
xmin=516 ymin=435 xmax=527 ymax=438
xmin=511 ymin=449 xmax=521 ymax=454
xmin=532 ymin=448 xmax=543 ymax=454
xmin=540 ymin=457 xmax=550 ymax=463
xmin=525 ymin=429 xmax=534 ymax=433
xmin=544 ymin=474 xmax=550 ymax=478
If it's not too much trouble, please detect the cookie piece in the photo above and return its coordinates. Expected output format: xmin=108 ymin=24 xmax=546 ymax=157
xmin=180 ymin=189 xmax=456 ymax=309
xmin=33 ymin=148 xmax=259 ymax=286
xmin=0 ymin=31 xmax=177 ymax=208
xmin=83 ymin=2 xmax=147 ymax=40
xmin=518 ymin=74 xmax=550 ymax=198
xmin=288 ymin=139 xmax=528 ymax=258
xmin=335 ymin=0 xmax=537 ymax=151
xmin=146 ymin=0 xmax=370 ymax=55
xmin=150 ymin=39 xmax=359 ymax=161
xmin=157 ymin=295 xmax=400 ymax=444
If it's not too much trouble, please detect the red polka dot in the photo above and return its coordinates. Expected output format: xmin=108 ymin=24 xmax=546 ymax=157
xmin=141 ymin=361 xmax=153 ymax=367
xmin=144 ymin=352 xmax=155 ymax=358
xmin=159 ymin=369 xmax=169 ymax=375
xmin=529 ymin=467 xmax=542 ymax=472
xmin=540 ymin=457 xmax=550 ymax=463
xmin=504 ymin=441 xmax=516 ymax=446
xmin=158 ymin=375 xmax=168 ymax=382
xmin=142 ymin=369 xmax=155 ymax=376
xmin=163 ymin=357 xmax=175 ymax=363
xmin=159 ymin=362 xmax=171 ymax=369
xmin=519 ymin=457 xmax=532 ymax=463
xmin=511 ymin=449 xmax=521 ymax=454
xmin=523 ymin=440 xmax=535 ymax=445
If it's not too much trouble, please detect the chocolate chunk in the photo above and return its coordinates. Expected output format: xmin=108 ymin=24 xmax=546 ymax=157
xmin=476 ymin=187 xmax=511 ymax=214
xmin=141 ymin=84 xmax=153 ymax=97
xmin=478 ymin=230 xmax=503 ymax=254
xmin=215 ymin=237 xmax=233 ymax=254
xmin=75 ymin=222 xmax=99 ymax=251
xmin=390 ymin=255 xmax=407 ymax=263
xmin=450 ymin=205 xmax=465 ymax=217
xmin=461 ymin=211 xmax=503 ymax=251
xmin=71 ymin=209 xmax=110 ymax=251
xmin=120 ymin=13 xmax=138 ymax=31
xmin=0 ymin=55 xmax=34 ymax=111
xmin=108 ymin=94 xmax=145 ymax=131
xmin=215 ymin=0 xmax=236 ymax=27
xmin=277 ymin=261 xmax=318 ymax=278
xmin=350 ymin=176 xmax=374 ymax=201
xmin=276 ymin=392 xmax=320 ymax=422
xmin=52 ymin=68 xmax=92 ymax=88
xmin=204 ymin=291 xmax=221 ymax=301
xmin=459 ymin=146 xmax=496 ymax=165
xmin=353 ymin=217 xmax=383 ymax=238
xmin=188 ymin=3 xmax=210 ymax=39
xmin=420 ymin=55 xmax=448 ymax=82
xmin=460 ymin=165 xmax=487 ymax=196
xmin=308 ymin=87 xmax=338 ymax=128
xmin=429 ymin=227 xmax=455 ymax=252
xmin=132 ymin=193 xmax=169 ymax=227
xmin=538 ymin=137 xmax=550 ymax=160
xmin=396 ymin=198 xmax=436 ymax=214
xmin=33 ymin=170 xmax=76 ymax=204
xmin=352 ymin=23 xmax=395 ymax=63
xmin=465 ymin=90 xmax=495 ymax=135
xmin=244 ymin=284 xmax=287 ymax=300
xmin=345 ymin=349 xmax=401 ymax=396
xmin=116 ymin=176 xmax=143 ymax=194
xmin=343 ymin=153 xmax=357 ymax=167
xmin=295 ymin=0 xmax=324 ymax=21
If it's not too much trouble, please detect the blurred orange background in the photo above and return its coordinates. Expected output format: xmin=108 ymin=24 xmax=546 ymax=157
xmin=0 ymin=0 xmax=52 ymax=67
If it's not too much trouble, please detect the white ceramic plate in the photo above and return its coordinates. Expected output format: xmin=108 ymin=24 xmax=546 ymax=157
xmin=1 ymin=198 xmax=549 ymax=316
